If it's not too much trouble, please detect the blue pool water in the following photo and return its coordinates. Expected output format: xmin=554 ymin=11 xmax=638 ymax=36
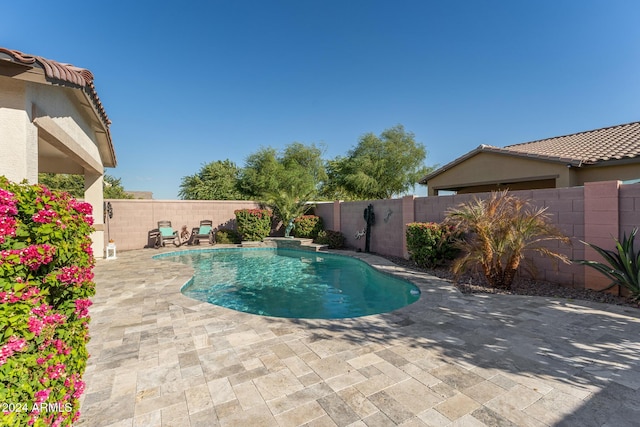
xmin=156 ymin=248 xmax=420 ymax=319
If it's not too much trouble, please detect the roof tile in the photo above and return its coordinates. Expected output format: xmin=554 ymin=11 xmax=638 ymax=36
xmin=0 ymin=47 xmax=111 ymax=131
xmin=502 ymin=121 xmax=640 ymax=164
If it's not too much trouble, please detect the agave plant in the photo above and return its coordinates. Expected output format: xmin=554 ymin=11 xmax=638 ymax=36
xmin=575 ymin=228 xmax=640 ymax=299
xmin=444 ymin=190 xmax=571 ymax=289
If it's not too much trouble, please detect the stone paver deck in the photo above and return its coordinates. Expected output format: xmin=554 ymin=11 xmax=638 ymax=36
xmin=78 ymin=247 xmax=640 ymax=426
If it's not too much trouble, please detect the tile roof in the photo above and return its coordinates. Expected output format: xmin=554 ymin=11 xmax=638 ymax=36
xmin=499 ymin=121 xmax=640 ymax=164
xmin=0 ymin=47 xmax=111 ymax=132
xmin=420 ymin=121 xmax=640 ymax=184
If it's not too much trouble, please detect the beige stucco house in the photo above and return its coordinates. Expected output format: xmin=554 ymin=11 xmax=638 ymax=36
xmin=421 ymin=121 xmax=640 ymax=196
xmin=0 ymin=47 xmax=116 ymax=256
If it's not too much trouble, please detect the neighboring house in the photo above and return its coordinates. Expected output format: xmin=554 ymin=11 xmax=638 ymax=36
xmin=421 ymin=121 xmax=640 ymax=196
xmin=0 ymin=47 xmax=116 ymax=256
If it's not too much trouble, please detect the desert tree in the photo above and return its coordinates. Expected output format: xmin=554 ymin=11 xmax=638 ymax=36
xmin=322 ymin=125 xmax=433 ymax=200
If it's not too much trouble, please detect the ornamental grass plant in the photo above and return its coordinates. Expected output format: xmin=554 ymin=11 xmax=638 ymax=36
xmin=444 ymin=190 xmax=571 ymax=290
xmin=1 ymin=177 xmax=96 ymax=426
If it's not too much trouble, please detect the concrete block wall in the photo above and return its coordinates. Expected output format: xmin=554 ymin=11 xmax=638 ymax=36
xmin=369 ymin=198 xmax=404 ymax=257
xmin=104 ymin=199 xmax=260 ymax=251
xmin=520 ymin=187 xmax=584 ymax=287
xmin=314 ymin=202 xmax=336 ymax=231
xmin=339 ymin=200 xmax=375 ymax=254
xmin=583 ymin=181 xmax=620 ymax=291
xmin=620 ymin=183 xmax=640 ymax=233
xmin=337 ymin=199 xmax=404 ymax=256
xmin=414 ymin=193 xmax=476 ymax=223
xmin=618 ymin=183 xmax=640 ymax=295
xmin=314 ymin=182 xmax=640 ymax=291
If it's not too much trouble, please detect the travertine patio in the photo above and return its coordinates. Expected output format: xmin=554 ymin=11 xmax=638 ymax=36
xmin=78 ymin=247 xmax=640 ymax=426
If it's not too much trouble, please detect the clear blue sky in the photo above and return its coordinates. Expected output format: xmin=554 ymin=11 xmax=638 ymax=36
xmin=4 ymin=1 xmax=640 ymax=199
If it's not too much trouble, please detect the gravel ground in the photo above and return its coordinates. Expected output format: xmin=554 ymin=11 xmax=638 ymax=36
xmin=383 ymin=255 xmax=640 ymax=310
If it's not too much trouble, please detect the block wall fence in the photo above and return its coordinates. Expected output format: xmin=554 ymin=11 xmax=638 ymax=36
xmin=103 ymin=199 xmax=260 ymax=251
xmin=104 ymin=181 xmax=640 ymax=291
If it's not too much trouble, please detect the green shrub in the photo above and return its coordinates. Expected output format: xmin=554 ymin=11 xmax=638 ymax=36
xmin=215 ymin=228 xmax=241 ymax=244
xmin=406 ymin=222 xmax=460 ymax=268
xmin=234 ymin=208 xmax=272 ymax=241
xmin=575 ymin=227 xmax=640 ymax=299
xmin=293 ymin=215 xmax=323 ymax=239
xmin=1 ymin=176 xmax=95 ymax=426
xmin=315 ymin=230 xmax=345 ymax=249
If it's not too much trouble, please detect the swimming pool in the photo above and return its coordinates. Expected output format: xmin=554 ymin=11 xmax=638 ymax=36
xmin=156 ymin=248 xmax=420 ymax=319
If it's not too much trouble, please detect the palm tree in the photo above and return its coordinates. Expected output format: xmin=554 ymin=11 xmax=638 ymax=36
xmin=445 ymin=191 xmax=571 ymax=289
xmin=263 ymin=185 xmax=314 ymax=238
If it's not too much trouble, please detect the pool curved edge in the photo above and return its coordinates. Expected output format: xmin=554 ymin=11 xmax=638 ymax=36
xmin=150 ymin=246 xmax=462 ymax=320
xmin=154 ymin=246 xmax=424 ymax=297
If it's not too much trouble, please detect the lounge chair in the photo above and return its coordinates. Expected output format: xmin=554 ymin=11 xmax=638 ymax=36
xmin=158 ymin=220 xmax=180 ymax=247
xmin=191 ymin=220 xmax=215 ymax=245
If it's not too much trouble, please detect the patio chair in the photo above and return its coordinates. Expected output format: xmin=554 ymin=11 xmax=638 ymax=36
xmin=157 ymin=220 xmax=180 ymax=247
xmin=191 ymin=219 xmax=215 ymax=245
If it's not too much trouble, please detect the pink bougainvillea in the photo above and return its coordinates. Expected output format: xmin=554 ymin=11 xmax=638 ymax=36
xmin=37 ymin=353 xmax=54 ymax=365
xmin=1 ymin=176 xmax=96 ymax=426
xmin=0 ymin=187 xmax=18 ymax=244
xmin=0 ymin=286 xmax=42 ymax=304
xmin=1 ymin=245 xmax=57 ymax=271
xmin=32 ymin=208 xmax=59 ymax=224
xmin=27 ymin=316 xmax=45 ymax=336
xmin=33 ymin=388 xmax=51 ymax=404
xmin=74 ymin=299 xmax=92 ymax=319
xmin=69 ymin=200 xmax=94 ymax=226
xmin=56 ymin=265 xmax=95 ymax=287
xmin=80 ymin=241 xmax=94 ymax=258
xmin=0 ymin=188 xmax=17 ymax=214
xmin=0 ymin=336 xmax=27 ymax=366
xmin=69 ymin=200 xmax=92 ymax=216
xmin=64 ymin=373 xmax=85 ymax=399
xmin=31 ymin=304 xmax=67 ymax=326
xmin=44 ymin=363 xmax=66 ymax=380
xmin=52 ymin=338 xmax=71 ymax=355
xmin=0 ymin=215 xmax=17 ymax=244
xmin=27 ymin=304 xmax=67 ymax=337
xmin=21 ymin=244 xmax=57 ymax=270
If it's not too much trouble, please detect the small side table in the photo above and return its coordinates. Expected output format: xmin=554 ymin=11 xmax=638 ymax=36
xmin=106 ymin=243 xmax=117 ymax=260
